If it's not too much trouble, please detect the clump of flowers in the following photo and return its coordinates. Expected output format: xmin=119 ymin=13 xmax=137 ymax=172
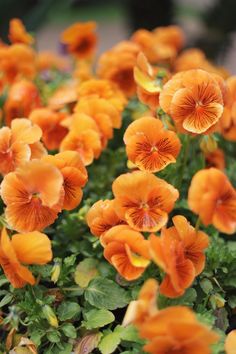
xmin=0 ymin=17 xmax=235 ymax=354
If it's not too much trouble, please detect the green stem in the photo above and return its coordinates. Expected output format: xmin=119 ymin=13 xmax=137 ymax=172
xmin=177 ymin=135 xmax=191 ymax=190
xmin=195 ymin=217 xmax=201 ymax=233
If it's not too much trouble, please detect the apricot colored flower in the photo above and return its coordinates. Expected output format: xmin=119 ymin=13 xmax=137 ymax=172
xmin=133 ymin=52 xmax=170 ymax=110
xmin=36 ymin=51 xmax=69 ymax=72
xmin=60 ymin=113 xmax=102 ymax=165
xmin=29 ymin=141 xmax=47 ymax=160
xmin=0 ymin=228 xmax=52 ymax=288
xmin=42 ymin=151 xmax=87 ymax=210
xmin=77 ymin=79 xmax=127 ymax=112
xmin=124 ymin=117 xmax=181 ymax=172
xmin=131 ymin=29 xmax=162 ymax=64
xmin=152 ymin=215 xmax=209 ymax=277
xmin=4 ymin=80 xmax=41 ymax=126
xmin=86 ymin=199 xmax=123 ymax=237
xmin=188 ymin=168 xmax=236 ymax=234
xmin=205 ymin=148 xmax=225 ymax=170
xmin=153 ymin=25 xmax=185 ymax=52
xmin=61 ymin=21 xmax=97 ymax=59
xmin=100 ymin=225 xmax=150 ymax=280
xmin=219 ymin=76 xmax=236 ymax=141
xmin=0 ymin=118 xmax=42 ymax=175
xmin=29 ymin=108 xmax=68 ymax=150
xmin=159 ymin=69 xmax=224 ymax=134
xmin=174 ymin=48 xmax=229 ymax=79
xmin=48 ymin=82 xmax=78 ymax=111
xmin=97 ymin=41 xmax=140 ymax=97
xmin=75 ymin=97 xmax=121 ymax=146
xmin=0 ymin=160 xmax=64 ymax=232
xmin=174 ymin=48 xmax=210 ymax=72
xmin=0 ymin=44 xmax=36 ymax=84
xmin=138 ymin=305 xmax=219 ymax=354
xmin=225 ymin=330 xmax=236 ymax=354
xmin=8 ymin=18 xmax=34 ymax=45
xmin=112 ymin=171 xmax=179 ymax=232
xmin=123 ymin=279 xmax=159 ymax=326
xmin=150 ymin=235 xmax=195 ymax=298
xmin=73 ymin=59 xmax=94 ymax=83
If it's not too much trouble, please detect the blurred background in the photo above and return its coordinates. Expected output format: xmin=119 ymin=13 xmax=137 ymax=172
xmin=1 ymin=0 xmax=236 ymax=72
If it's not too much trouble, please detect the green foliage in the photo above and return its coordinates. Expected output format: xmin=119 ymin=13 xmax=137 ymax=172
xmin=85 ymin=277 xmax=131 ymax=310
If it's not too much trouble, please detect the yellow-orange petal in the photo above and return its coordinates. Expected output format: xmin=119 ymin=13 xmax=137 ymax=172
xmin=11 ymin=118 xmax=42 ymax=144
xmin=225 ymin=330 xmax=236 ymax=354
xmin=11 ymin=231 xmax=52 ymax=265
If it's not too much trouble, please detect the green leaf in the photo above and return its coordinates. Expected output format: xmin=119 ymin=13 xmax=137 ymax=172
xmin=0 ymin=275 xmax=9 ymax=287
xmin=83 ymin=309 xmax=115 ymax=329
xmin=158 ymin=288 xmax=197 ymax=308
xmin=56 ymin=343 xmax=73 ymax=354
xmin=114 ymin=325 xmax=142 ymax=343
xmin=74 ymin=258 xmax=99 ymax=288
xmin=30 ymin=330 xmax=45 ymax=346
xmin=57 ymin=302 xmax=81 ymax=321
xmin=98 ymin=332 xmax=121 ymax=354
xmin=200 ymin=279 xmax=213 ymax=294
xmin=85 ymin=277 xmax=130 ymax=310
xmin=0 ymin=293 xmax=13 ymax=308
xmin=47 ymin=330 xmax=61 ymax=343
xmin=228 ymin=295 xmax=236 ymax=308
xmin=61 ymin=323 xmax=77 ymax=338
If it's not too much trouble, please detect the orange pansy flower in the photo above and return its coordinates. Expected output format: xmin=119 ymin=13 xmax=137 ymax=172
xmin=75 ymin=97 xmax=121 ymax=146
xmin=36 ymin=51 xmax=69 ymax=72
xmin=61 ymin=21 xmax=97 ymax=59
xmin=77 ymin=79 xmax=127 ymax=113
xmin=0 ymin=160 xmax=64 ymax=232
xmin=60 ymin=113 xmax=102 ymax=165
xmin=188 ymin=168 xmax=236 ymax=234
xmin=0 ymin=228 xmax=52 ymax=288
xmin=86 ymin=199 xmax=123 ymax=237
xmin=123 ymin=279 xmax=159 ymax=326
xmin=42 ymin=151 xmax=87 ymax=210
xmin=168 ymin=215 xmax=209 ymax=275
xmin=100 ymin=225 xmax=150 ymax=281
xmin=4 ymin=80 xmax=41 ymax=126
xmin=29 ymin=108 xmax=68 ymax=150
xmin=8 ymin=18 xmax=34 ymax=45
xmin=138 ymin=305 xmax=219 ymax=354
xmin=225 ymin=330 xmax=236 ymax=354
xmin=174 ymin=48 xmax=229 ymax=79
xmin=150 ymin=233 xmax=195 ymax=298
xmin=48 ymin=82 xmax=78 ymax=111
xmin=159 ymin=69 xmax=224 ymax=134
xmin=133 ymin=52 xmax=170 ymax=110
xmin=0 ymin=118 xmax=42 ymax=175
xmin=219 ymin=76 xmax=236 ymax=141
xmin=112 ymin=171 xmax=179 ymax=232
xmin=97 ymin=41 xmax=140 ymax=97
xmin=29 ymin=141 xmax=47 ymax=160
xmin=124 ymin=116 xmax=181 ymax=172
xmin=205 ymin=148 xmax=225 ymax=170
xmin=0 ymin=44 xmax=36 ymax=84
xmin=153 ymin=25 xmax=185 ymax=53
xmin=131 ymin=29 xmax=161 ymax=64
xmin=73 ymin=59 xmax=93 ymax=83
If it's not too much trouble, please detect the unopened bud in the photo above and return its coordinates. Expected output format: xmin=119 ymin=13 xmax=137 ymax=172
xmin=51 ymin=261 xmax=61 ymax=284
xmin=200 ymin=135 xmax=218 ymax=154
xmin=42 ymin=305 xmax=58 ymax=328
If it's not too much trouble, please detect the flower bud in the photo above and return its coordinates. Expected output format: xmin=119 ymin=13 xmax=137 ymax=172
xmin=42 ymin=305 xmax=58 ymax=328
xmin=51 ymin=261 xmax=61 ymax=284
xmin=200 ymin=135 xmax=218 ymax=154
